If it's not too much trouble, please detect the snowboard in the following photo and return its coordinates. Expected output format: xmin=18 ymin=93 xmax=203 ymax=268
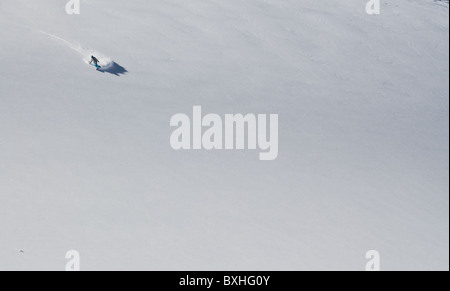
xmin=90 ymin=62 xmax=101 ymax=69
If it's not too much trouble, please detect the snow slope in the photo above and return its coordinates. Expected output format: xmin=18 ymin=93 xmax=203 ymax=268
xmin=0 ymin=0 xmax=448 ymax=270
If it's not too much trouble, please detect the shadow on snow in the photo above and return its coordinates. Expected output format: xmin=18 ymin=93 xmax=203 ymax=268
xmin=97 ymin=62 xmax=128 ymax=76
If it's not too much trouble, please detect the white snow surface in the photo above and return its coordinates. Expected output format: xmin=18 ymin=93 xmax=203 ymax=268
xmin=0 ymin=0 xmax=448 ymax=270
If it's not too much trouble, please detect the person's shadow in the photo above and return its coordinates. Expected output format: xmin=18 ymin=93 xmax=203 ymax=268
xmin=98 ymin=62 xmax=128 ymax=76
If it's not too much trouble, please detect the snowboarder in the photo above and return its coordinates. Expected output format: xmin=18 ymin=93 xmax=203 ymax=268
xmin=90 ymin=55 xmax=101 ymax=69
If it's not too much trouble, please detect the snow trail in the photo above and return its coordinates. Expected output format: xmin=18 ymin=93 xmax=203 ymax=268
xmin=39 ymin=30 xmax=114 ymax=69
